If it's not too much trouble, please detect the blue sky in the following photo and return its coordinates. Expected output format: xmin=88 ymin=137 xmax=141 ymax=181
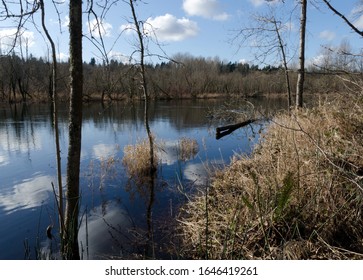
xmin=0 ymin=0 xmax=362 ymax=66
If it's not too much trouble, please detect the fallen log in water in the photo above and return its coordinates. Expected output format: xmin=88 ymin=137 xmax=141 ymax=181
xmin=216 ymin=119 xmax=257 ymax=140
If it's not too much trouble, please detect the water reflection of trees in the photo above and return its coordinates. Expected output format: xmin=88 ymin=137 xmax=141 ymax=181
xmin=122 ymin=133 xmax=158 ymax=258
xmin=0 ymin=104 xmax=42 ymax=156
xmin=122 ymin=135 xmax=200 ymax=258
xmin=82 ymin=99 xmax=224 ymax=131
xmin=0 ymin=98 xmax=288 ymax=150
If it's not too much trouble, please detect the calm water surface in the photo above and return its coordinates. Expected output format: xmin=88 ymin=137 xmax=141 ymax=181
xmin=0 ymin=98 xmax=285 ymax=259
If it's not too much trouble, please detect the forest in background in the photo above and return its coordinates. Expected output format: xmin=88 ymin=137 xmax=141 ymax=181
xmin=0 ymin=50 xmax=361 ymax=103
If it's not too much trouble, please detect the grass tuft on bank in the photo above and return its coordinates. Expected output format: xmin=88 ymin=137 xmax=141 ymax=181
xmin=178 ymin=93 xmax=363 ymax=259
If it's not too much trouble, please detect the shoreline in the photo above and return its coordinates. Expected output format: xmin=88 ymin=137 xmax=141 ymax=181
xmin=178 ymin=92 xmax=363 ymax=259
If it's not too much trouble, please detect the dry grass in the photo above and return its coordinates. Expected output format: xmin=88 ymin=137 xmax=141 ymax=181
xmin=178 ymin=137 xmax=199 ymax=161
xmin=123 ymin=137 xmax=158 ymax=181
xmin=178 ymin=93 xmax=363 ymax=259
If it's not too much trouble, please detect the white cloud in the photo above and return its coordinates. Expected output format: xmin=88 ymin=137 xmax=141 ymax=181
xmin=120 ymin=23 xmax=135 ymax=35
xmin=183 ymin=0 xmax=230 ymax=21
xmin=141 ymin=14 xmax=199 ymax=42
xmin=0 ymin=28 xmax=35 ymax=52
xmin=88 ymin=19 xmax=113 ymax=38
xmin=354 ymin=14 xmax=363 ymax=29
xmin=108 ymin=50 xmax=130 ymax=64
xmin=239 ymin=58 xmax=249 ymax=64
xmin=249 ymin=0 xmax=264 ymax=7
xmin=351 ymin=4 xmax=363 ymax=18
xmin=284 ymin=21 xmax=296 ymax=32
xmin=62 ymin=15 xmax=70 ymax=28
xmin=307 ymin=51 xmax=334 ymax=68
xmin=58 ymin=52 xmax=69 ymax=62
xmin=249 ymin=0 xmax=279 ymax=7
xmin=319 ymin=30 xmax=336 ymax=41
xmin=308 ymin=54 xmax=326 ymax=67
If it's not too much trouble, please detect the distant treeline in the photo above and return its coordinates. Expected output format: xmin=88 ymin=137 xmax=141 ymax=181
xmin=0 ymin=53 xmax=350 ymax=103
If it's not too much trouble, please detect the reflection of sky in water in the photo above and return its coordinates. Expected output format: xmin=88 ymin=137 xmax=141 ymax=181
xmin=183 ymin=162 xmax=208 ymax=186
xmin=78 ymin=201 xmax=132 ymax=259
xmin=157 ymin=140 xmax=179 ymax=165
xmin=0 ymin=175 xmax=68 ymax=214
xmin=0 ymin=127 xmax=41 ymax=169
xmin=0 ymin=129 xmax=43 ymax=153
xmin=183 ymin=159 xmax=225 ymax=186
xmin=0 ymin=175 xmax=53 ymax=213
xmin=156 ymin=138 xmax=218 ymax=186
xmin=92 ymin=143 xmax=118 ymax=160
xmin=0 ymin=100 xmax=279 ymax=259
xmin=0 ymin=153 xmax=8 ymax=166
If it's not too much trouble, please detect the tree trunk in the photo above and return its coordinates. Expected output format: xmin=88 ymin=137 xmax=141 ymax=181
xmin=17 ymin=78 xmax=26 ymax=102
xmin=216 ymin=119 xmax=256 ymax=139
xmin=40 ymin=0 xmax=64 ymax=247
xmin=296 ymin=0 xmax=307 ymax=108
xmin=64 ymin=0 xmax=83 ymax=260
xmin=129 ymin=0 xmax=156 ymax=175
xmin=273 ymin=20 xmax=291 ymax=110
xmin=129 ymin=1 xmax=157 ymax=258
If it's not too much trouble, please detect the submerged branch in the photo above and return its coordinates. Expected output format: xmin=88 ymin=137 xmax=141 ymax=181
xmin=216 ymin=119 xmax=258 ymax=139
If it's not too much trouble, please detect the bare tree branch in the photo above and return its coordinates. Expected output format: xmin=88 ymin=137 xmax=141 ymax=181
xmin=322 ymin=0 xmax=363 ymax=37
xmin=0 ymin=1 xmax=40 ymax=54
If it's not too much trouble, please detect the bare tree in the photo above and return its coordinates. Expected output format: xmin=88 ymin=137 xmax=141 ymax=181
xmin=296 ymin=0 xmax=307 ymax=108
xmin=232 ymin=5 xmax=294 ymax=109
xmin=0 ymin=1 xmax=39 ymax=102
xmin=315 ymin=1 xmax=363 ymax=94
xmin=0 ymin=1 xmax=40 ymax=54
xmin=86 ymin=0 xmax=116 ymax=102
xmin=39 ymin=0 xmax=64 ymax=246
xmin=64 ymin=0 xmax=83 ymax=260
xmin=127 ymin=0 xmax=156 ymax=174
xmin=125 ymin=0 xmax=157 ymax=257
xmin=273 ymin=18 xmax=292 ymax=109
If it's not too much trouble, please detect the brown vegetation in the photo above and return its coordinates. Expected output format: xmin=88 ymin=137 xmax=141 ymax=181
xmin=123 ymin=137 xmax=199 ymax=180
xmin=177 ymin=137 xmax=199 ymax=161
xmin=123 ymin=137 xmax=158 ymax=181
xmin=0 ymin=53 xmax=357 ymax=103
xmin=178 ymin=93 xmax=363 ymax=259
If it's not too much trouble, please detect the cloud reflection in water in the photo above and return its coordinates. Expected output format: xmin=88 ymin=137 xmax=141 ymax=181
xmin=92 ymin=143 xmax=118 ymax=160
xmin=78 ymin=201 xmax=132 ymax=259
xmin=0 ymin=175 xmax=54 ymax=214
xmin=0 ymin=153 xmax=9 ymax=166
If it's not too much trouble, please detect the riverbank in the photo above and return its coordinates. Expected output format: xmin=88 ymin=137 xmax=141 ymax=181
xmin=178 ymin=93 xmax=363 ymax=259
